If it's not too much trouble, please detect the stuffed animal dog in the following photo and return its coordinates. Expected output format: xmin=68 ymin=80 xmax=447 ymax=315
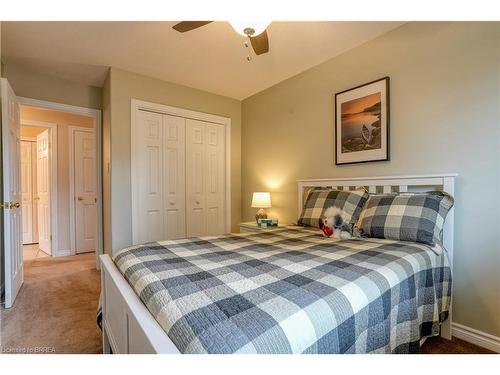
xmin=319 ymin=206 xmax=352 ymax=240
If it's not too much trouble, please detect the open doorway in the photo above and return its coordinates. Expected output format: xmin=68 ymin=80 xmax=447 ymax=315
xmin=1 ymin=78 xmax=103 ymax=308
xmin=19 ymin=105 xmax=99 ymax=262
xmin=20 ymin=125 xmax=55 ymax=260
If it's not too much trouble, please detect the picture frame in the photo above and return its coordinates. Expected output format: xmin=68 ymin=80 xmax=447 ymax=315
xmin=334 ymin=77 xmax=390 ymax=165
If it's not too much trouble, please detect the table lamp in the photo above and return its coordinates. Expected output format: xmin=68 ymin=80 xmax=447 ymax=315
xmin=252 ymin=192 xmax=271 ymax=223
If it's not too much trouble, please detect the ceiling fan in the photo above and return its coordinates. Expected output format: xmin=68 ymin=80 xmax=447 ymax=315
xmin=172 ymin=21 xmax=271 ymax=56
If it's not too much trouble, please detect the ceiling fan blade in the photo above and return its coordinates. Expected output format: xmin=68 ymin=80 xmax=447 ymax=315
xmin=172 ymin=21 xmax=213 ymax=33
xmin=250 ymin=30 xmax=269 ymax=55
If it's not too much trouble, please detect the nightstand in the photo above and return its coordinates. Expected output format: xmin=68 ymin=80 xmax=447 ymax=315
xmin=239 ymin=221 xmax=286 ymax=233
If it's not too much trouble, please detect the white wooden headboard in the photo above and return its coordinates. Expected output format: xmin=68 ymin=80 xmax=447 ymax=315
xmin=297 ymin=174 xmax=457 ymax=266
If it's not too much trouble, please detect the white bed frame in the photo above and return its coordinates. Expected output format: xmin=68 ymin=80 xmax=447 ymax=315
xmin=100 ymin=173 xmax=457 ymax=354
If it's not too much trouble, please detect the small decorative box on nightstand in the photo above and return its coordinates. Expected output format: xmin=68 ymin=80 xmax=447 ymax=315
xmin=239 ymin=221 xmax=286 ymax=233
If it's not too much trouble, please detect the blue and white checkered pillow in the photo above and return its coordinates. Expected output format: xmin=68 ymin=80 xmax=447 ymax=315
xmin=298 ymin=188 xmax=369 ymax=229
xmin=357 ymin=191 xmax=454 ymax=246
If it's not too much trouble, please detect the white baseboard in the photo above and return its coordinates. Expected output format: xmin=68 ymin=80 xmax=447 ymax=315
xmin=452 ymin=322 xmax=500 ymax=353
xmin=55 ymin=249 xmax=72 ymax=257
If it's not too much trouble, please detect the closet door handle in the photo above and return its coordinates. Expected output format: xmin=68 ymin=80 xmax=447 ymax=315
xmin=77 ymin=196 xmax=84 ymax=201
xmin=2 ymin=202 xmax=21 ymax=209
xmin=196 ymin=201 xmax=200 ymax=205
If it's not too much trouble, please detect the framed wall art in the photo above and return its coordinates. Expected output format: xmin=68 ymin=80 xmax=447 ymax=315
xmin=335 ymin=77 xmax=390 ymax=165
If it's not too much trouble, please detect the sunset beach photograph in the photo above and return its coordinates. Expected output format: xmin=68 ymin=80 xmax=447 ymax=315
xmin=340 ymin=92 xmax=382 ymax=153
xmin=335 ymin=77 xmax=389 ymax=164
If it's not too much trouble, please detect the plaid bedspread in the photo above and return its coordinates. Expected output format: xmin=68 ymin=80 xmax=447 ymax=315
xmin=113 ymin=227 xmax=451 ymax=354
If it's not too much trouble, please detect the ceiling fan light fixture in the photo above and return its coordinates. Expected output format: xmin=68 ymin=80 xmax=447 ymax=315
xmin=228 ymin=21 xmax=270 ymax=37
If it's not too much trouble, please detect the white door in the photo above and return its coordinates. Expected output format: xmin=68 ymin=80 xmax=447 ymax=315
xmin=186 ymin=119 xmax=206 ymax=237
xmin=133 ymin=111 xmax=187 ymax=244
xmin=73 ymin=130 xmax=97 ymax=253
xmin=21 ymin=141 xmax=33 ymax=244
xmin=1 ymin=78 xmax=23 ymax=308
xmin=37 ymin=129 xmax=51 ymax=255
xmin=205 ymin=123 xmax=226 ymax=235
xmin=186 ymin=119 xmax=226 ymax=237
xmin=31 ymin=142 xmax=39 ymax=242
xmin=135 ymin=110 xmax=164 ymax=244
xmin=164 ymin=115 xmax=186 ymax=240
xmin=132 ymin=109 xmax=226 ymax=243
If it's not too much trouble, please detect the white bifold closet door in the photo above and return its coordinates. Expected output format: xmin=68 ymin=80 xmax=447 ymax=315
xmin=134 ymin=110 xmax=225 ymax=244
xmin=185 ymin=119 xmax=225 ymax=237
xmin=135 ymin=110 xmax=186 ymax=243
xmin=164 ymin=115 xmax=186 ymax=240
xmin=136 ymin=111 xmax=165 ymax=243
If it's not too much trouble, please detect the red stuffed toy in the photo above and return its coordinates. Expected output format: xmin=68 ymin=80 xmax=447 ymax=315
xmin=319 ymin=219 xmax=334 ymax=237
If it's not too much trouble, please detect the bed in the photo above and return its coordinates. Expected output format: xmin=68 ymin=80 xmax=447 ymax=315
xmin=99 ymin=174 xmax=456 ymax=354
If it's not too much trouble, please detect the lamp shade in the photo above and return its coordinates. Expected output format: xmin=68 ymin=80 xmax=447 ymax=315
xmin=251 ymin=192 xmax=271 ymax=208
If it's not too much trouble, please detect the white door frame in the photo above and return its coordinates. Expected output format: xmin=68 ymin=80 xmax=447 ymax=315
xmin=18 ymin=97 xmax=103 ymax=268
xmin=68 ymin=126 xmax=97 ymax=255
xmin=20 ymin=120 xmax=59 ymax=257
xmin=130 ymin=98 xmax=232 ymax=244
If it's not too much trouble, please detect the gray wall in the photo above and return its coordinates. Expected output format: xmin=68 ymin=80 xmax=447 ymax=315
xmin=2 ymin=63 xmax=102 ymax=110
xmin=107 ymin=68 xmax=242 ymax=252
xmin=241 ymin=22 xmax=500 ymax=337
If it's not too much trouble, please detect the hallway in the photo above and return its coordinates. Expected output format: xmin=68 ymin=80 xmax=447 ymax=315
xmin=0 ymin=253 xmax=102 ymax=353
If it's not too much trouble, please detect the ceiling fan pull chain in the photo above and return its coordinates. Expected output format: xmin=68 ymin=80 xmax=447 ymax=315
xmin=246 ymin=37 xmax=252 ymax=62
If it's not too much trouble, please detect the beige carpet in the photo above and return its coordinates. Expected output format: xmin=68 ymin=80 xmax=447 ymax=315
xmin=0 ymin=252 xmax=102 ymax=354
xmin=22 ymin=244 xmax=49 ymax=261
xmin=0 ymin=252 xmax=494 ymax=354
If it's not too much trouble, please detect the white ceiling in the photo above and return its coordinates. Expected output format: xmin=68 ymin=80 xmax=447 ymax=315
xmin=2 ymin=21 xmax=403 ymax=99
